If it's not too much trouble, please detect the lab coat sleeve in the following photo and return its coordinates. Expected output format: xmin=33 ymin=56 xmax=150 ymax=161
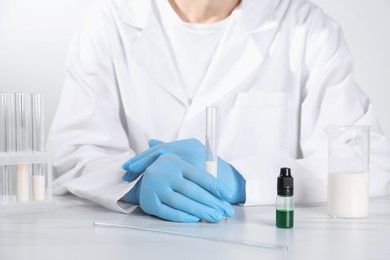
xmin=231 ymin=9 xmax=390 ymax=206
xmin=47 ymin=4 xmax=137 ymax=213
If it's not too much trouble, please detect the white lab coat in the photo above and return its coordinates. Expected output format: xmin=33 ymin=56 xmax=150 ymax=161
xmin=47 ymin=0 xmax=390 ymax=213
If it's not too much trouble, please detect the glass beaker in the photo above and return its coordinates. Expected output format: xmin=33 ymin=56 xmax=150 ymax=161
xmin=324 ymin=126 xmax=370 ymax=218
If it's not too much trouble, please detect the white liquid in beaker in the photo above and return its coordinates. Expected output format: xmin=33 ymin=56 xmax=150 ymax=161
xmin=206 ymin=161 xmax=217 ymax=178
xmin=327 ymin=173 xmax=369 ymax=218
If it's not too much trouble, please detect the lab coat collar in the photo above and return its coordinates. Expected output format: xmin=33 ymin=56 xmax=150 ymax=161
xmin=117 ymin=0 xmax=279 ymax=116
xmin=114 ymin=0 xmax=151 ymax=30
xmin=120 ymin=0 xmax=189 ymax=107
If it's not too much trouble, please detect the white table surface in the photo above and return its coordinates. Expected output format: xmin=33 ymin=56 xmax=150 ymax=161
xmin=1 ymin=195 xmax=389 ymax=260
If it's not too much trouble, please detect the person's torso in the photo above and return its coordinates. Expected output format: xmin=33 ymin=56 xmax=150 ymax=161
xmin=101 ymin=0 xmax=324 ymax=159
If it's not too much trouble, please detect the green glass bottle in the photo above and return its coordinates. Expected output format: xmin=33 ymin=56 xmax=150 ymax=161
xmin=276 ymin=168 xmax=294 ymax=229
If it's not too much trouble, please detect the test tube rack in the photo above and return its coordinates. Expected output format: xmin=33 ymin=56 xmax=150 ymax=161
xmin=0 ymin=152 xmax=53 ymax=214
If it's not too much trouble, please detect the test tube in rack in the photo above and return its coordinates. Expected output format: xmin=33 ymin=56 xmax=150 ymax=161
xmin=0 ymin=93 xmax=16 ymax=204
xmin=15 ymin=93 xmax=31 ymax=202
xmin=1 ymin=93 xmax=16 ymax=203
xmin=31 ymin=94 xmax=45 ymax=201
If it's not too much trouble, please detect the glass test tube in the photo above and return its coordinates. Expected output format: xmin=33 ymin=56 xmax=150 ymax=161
xmin=205 ymin=106 xmax=218 ymax=178
xmin=15 ymin=93 xmax=31 ymax=202
xmin=0 ymin=93 xmax=7 ymax=203
xmin=31 ymin=94 xmax=45 ymax=201
xmin=1 ymin=93 xmax=16 ymax=204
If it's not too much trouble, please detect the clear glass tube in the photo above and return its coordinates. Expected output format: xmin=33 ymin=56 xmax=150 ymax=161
xmin=31 ymin=93 xmax=45 ymax=201
xmin=31 ymin=93 xmax=44 ymax=152
xmin=32 ymin=164 xmax=45 ymax=201
xmin=5 ymin=93 xmax=16 ymax=153
xmin=15 ymin=93 xmax=32 ymax=153
xmin=205 ymin=106 xmax=218 ymax=178
xmin=15 ymin=93 xmax=31 ymax=202
xmin=0 ymin=94 xmax=6 ymax=154
xmin=0 ymin=93 xmax=8 ymax=203
xmin=1 ymin=93 xmax=16 ymax=203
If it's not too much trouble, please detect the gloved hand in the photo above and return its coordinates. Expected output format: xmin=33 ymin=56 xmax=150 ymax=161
xmin=122 ymin=139 xmax=204 ymax=182
xmin=217 ymin=158 xmax=246 ymax=204
xmin=123 ymin=153 xmax=235 ymax=223
xmin=123 ymin=138 xmax=246 ymax=204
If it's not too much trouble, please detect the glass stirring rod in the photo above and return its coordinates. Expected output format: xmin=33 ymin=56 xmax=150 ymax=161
xmin=93 ymin=222 xmax=288 ymax=251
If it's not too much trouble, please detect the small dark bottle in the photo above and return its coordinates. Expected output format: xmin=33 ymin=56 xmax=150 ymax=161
xmin=276 ymin=167 xmax=294 ymax=229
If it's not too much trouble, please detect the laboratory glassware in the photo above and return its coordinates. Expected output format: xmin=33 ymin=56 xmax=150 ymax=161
xmin=31 ymin=93 xmax=46 ymax=201
xmin=15 ymin=93 xmax=31 ymax=202
xmin=276 ymin=167 xmax=294 ymax=228
xmin=94 ymin=222 xmax=288 ymax=251
xmin=325 ymin=126 xmax=370 ymax=218
xmin=0 ymin=93 xmax=16 ymax=204
xmin=205 ymin=106 xmax=218 ymax=177
xmin=0 ymin=92 xmax=52 ymax=213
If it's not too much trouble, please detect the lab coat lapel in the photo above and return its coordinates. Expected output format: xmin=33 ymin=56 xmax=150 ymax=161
xmin=127 ymin=0 xmax=188 ymax=107
xmin=182 ymin=0 xmax=279 ymax=124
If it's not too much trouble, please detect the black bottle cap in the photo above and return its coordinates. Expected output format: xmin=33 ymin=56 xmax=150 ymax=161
xmin=277 ymin=167 xmax=294 ymax=196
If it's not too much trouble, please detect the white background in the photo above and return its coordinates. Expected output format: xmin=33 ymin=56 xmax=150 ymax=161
xmin=1 ymin=0 xmax=389 ymax=139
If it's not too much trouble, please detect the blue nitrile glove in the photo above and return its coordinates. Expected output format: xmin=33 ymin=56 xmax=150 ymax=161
xmin=123 ymin=153 xmax=235 ymax=223
xmin=217 ymin=158 xmax=246 ymax=204
xmin=121 ymin=177 xmax=142 ymax=205
xmin=122 ymin=139 xmax=204 ymax=182
xmin=123 ymin=138 xmax=246 ymax=204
